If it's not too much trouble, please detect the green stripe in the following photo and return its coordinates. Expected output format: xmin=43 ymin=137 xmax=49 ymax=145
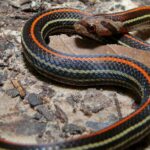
xmin=43 ymin=25 xmax=73 ymax=39
xmin=22 ymin=36 xmax=144 ymax=97
xmin=118 ymin=40 xmax=131 ymax=47
xmin=22 ymin=41 xmax=143 ymax=96
xmin=124 ymin=14 xmax=150 ymax=26
xmin=110 ymin=125 xmax=150 ymax=150
xmin=32 ymin=60 xmax=142 ymax=96
xmin=41 ymin=18 xmax=79 ymax=34
xmin=64 ymin=115 xmax=150 ymax=150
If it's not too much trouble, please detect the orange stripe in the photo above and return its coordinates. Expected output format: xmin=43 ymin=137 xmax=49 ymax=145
xmin=77 ymin=98 xmax=150 ymax=140
xmin=125 ymin=34 xmax=150 ymax=46
xmin=108 ymin=6 xmax=150 ymax=16
xmin=30 ymin=8 xmax=91 ymax=60
xmin=30 ymin=9 xmax=150 ymax=84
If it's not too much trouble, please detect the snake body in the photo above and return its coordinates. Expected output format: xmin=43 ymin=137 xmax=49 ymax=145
xmin=0 ymin=6 xmax=150 ymax=150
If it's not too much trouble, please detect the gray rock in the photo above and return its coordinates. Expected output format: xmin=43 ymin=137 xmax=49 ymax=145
xmin=0 ymin=72 xmax=7 ymax=86
xmin=81 ymin=88 xmax=111 ymax=115
xmin=55 ymin=104 xmax=68 ymax=123
xmin=27 ymin=93 xmax=43 ymax=107
xmin=62 ymin=123 xmax=85 ymax=136
xmin=8 ymin=0 xmax=31 ymax=8
xmin=67 ymin=92 xmax=82 ymax=106
xmin=46 ymin=122 xmax=60 ymax=132
xmin=8 ymin=0 xmax=22 ymax=8
xmin=33 ymin=112 xmax=43 ymax=120
xmin=16 ymin=118 xmax=46 ymax=135
xmin=40 ymin=86 xmax=56 ymax=98
xmin=108 ymin=114 xmax=119 ymax=123
xmin=6 ymin=88 xmax=19 ymax=98
xmin=36 ymin=105 xmax=55 ymax=121
xmin=86 ymin=121 xmax=110 ymax=131
xmin=36 ymin=122 xmax=61 ymax=144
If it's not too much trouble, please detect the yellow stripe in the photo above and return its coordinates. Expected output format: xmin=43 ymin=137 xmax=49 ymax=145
xmin=64 ymin=115 xmax=150 ymax=150
xmin=43 ymin=25 xmax=73 ymax=39
xmin=124 ymin=14 xmax=150 ymax=25
xmin=22 ymin=34 xmax=144 ymax=97
xmin=33 ymin=60 xmax=142 ymax=96
xmin=41 ymin=18 xmax=79 ymax=34
xmin=22 ymin=37 xmax=143 ymax=94
xmin=110 ymin=125 xmax=150 ymax=150
xmin=22 ymin=43 xmax=143 ymax=97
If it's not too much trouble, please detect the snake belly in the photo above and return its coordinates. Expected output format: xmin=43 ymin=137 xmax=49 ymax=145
xmin=0 ymin=7 xmax=150 ymax=150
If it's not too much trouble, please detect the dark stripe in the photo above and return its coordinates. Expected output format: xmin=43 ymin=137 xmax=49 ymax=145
xmin=101 ymin=21 xmax=118 ymax=33
xmin=105 ymin=9 xmax=150 ymax=22
xmin=124 ymin=16 xmax=150 ymax=27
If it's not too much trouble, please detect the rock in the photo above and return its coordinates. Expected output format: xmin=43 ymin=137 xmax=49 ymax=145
xmin=8 ymin=0 xmax=22 ymax=8
xmin=36 ymin=121 xmax=61 ymax=144
xmin=46 ymin=122 xmax=60 ymax=132
xmin=80 ymin=88 xmax=111 ymax=115
xmin=56 ymin=0 xmax=68 ymax=4
xmin=0 ymin=71 xmax=7 ymax=86
xmin=55 ymin=104 xmax=68 ymax=123
xmin=30 ymin=0 xmax=43 ymax=11
xmin=0 ymin=75 xmax=4 ymax=86
xmin=16 ymin=118 xmax=46 ymax=135
xmin=33 ymin=112 xmax=43 ymax=120
xmin=108 ymin=114 xmax=119 ymax=123
xmin=6 ymin=88 xmax=19 ymax=98
xmin=80 ymin=104 xmax=93 ymax=116
xmin=36 ymin=105 xmax=55 ymax=121
xmin=67 ymin=92 xmax=82 ymax=106
xmin=62 ymin=123 xmax=85 ymax=136
xmin=20 ymin=3 xmax=31 ymax=11
xmin=40 ymin=86 xmax=56 ymax=98
xmin=86 ymin=121 xmax=110 ymax=131
xmin=8 ymin=0 xmax=31 ymax=8
xmin=27 ymin=93 xmax=43 ymax=107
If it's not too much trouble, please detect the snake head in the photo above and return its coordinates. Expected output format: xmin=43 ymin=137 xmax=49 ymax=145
xmin=74 ymin=15 xmax=125 ymax=39
xmin=74 ymin=16 xmax=99 ymax=40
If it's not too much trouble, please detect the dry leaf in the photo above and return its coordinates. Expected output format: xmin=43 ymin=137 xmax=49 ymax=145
xmin=50 ymin=34 xmax=150 ymax=67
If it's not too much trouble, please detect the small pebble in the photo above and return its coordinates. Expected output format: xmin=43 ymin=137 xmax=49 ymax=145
xmin=67 ymin=92 xmax=82 ymax=106
xmin=16 ymin=119 xmax=46 ymax=135
xmin=108 ymin=114 xmax=119 ymax=123
xmin=27 ymin=93 xmax=43 ymax=107
xmin=55 ymin=104 xmax=68 ymax=123
xmin=36 ymin=122 xmax=61 ymax=144
xmin=0 ymin=72 xmax=7 ymax=86
xmin=40 ymin=86 xmax=56 ymax=98
xmin=6 ymin=88 xmax=19 ymax=98
xmin=52 ymin=0 xmax=68 ymax=4
xmin=62 ymin=123 xmax=85 ymax=136
xmin=8 ymin=0 xmax=31 ymax=8
xmin=8 ymin=0 xmax=22 ymax=8
xmin=36 ymin=105 xmax=55 ymax=121
xmin=80 ymin=89 xmax=110 ymax=115
xmin=46 ymin=122 xmax=60 ymax=132
xmin=86 ymin=121 xmax=110 ymax=131
xmin=33 ymin=112 xmax=43 ymax=120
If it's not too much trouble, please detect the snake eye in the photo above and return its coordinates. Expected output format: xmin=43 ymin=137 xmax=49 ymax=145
xmin=87 ymin=24 xmax=96 ymax=33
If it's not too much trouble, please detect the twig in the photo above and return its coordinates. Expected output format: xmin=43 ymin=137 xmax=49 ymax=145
xmin=113 ymin=93 xmax=123 ymax=119
xmin=11 ymin=79 xmax=26 ymax=98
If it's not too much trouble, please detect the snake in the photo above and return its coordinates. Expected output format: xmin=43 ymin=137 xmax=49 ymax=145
xmin=0 ymin=5 xmax=150 ymax=150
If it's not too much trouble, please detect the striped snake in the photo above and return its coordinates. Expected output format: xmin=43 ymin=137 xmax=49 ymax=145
xmin=0 ymin=6 xmax=150 ymax=150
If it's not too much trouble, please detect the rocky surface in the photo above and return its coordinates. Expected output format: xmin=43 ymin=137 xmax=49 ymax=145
xmin=0 ymin=0 xmax=149 ymax=150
